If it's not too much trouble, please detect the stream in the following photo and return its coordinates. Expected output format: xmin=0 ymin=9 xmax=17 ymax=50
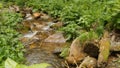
xmin=20 ymin=13 xmax=66 ymax=68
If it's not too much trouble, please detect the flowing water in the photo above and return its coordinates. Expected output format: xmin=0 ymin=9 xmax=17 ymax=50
xmin=20 ymin=14 xmax=66 ymax=68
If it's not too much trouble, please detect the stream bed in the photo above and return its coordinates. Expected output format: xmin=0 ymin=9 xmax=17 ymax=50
xmin=20 ymin=12 xmax=67 ymax=68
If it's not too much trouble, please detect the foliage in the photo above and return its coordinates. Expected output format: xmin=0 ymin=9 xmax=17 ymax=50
xmin=1 ymin=0 xmax=27 ymax=7
xmin=2 ymin=0 xmax=120 ymax=40
xmin=0 ymin=3 xmax=3 ymax=9
xmin=60 ymin=23 xmax=81 ymax=40
xmin=5 ymin=58 xmax=51 ymax=68
xmin=25 ymin=0 xmax=120 ymax=41
xmin=60 ymin=45 xmax=70 ymax=58
xmin=15 ymin=0 xmax=28 ymax=7
xmin=0 ymin=0 xmax=14 ymax=2
xmin=0 ymin=8 xmax=24 ymax=67
xmin=78 ymin=30 xmax=98 ymax=44
xmin=26 ymin=0 xmax=65 ymax=17
xmin=112 ymin=13 xmax=120 ymax=29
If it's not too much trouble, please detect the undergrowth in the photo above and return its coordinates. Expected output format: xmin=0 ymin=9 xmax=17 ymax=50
xmin=2 ymin=0 xmax=120 ymax=41
xmin=0 ymin=6 xmax=24 ymax=67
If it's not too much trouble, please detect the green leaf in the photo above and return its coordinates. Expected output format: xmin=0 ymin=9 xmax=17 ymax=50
xmin=5 ymin=58 xmax=18 ymax=68
xmin=60 ymin=47 xmax=69 ymax=58
xmin=5 ymin=58 xmax=51 ymax=68
xmin=16 ymin=64 xmax=27 ymax=68
xmin=0 ymin=3 xmax=3 ymax=9
xmin=29 ymin=63 xmax=51 ymax=68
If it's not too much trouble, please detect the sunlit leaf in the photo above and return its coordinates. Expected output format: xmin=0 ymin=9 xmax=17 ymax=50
xmin=5 ymin=58 xmax=51 ymax=68
xmin=29 ymin=63 xmax=51 ymax=68
xmin=5 ymin=58 xmax=18 ymax=68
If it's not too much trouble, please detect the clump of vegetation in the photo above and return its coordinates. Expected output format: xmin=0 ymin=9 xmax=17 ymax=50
xmin=25 ymin=0 xmax=120 ymax=41
xmin=1 ymin=0 xmax=27 ymax=6
xmin=0 ymin=7 xmax=24 ymax=67
xmin=60 ymin=23 xmax=81 ymax=40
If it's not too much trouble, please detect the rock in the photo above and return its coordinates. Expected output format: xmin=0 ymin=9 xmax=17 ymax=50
xmin=33 ymin=12 xmax=41 ymax=18
xmin=66 ymin=37 xmax=87 ymax=64
xmin=44 ymin=32 xmax=66 ymax=43
xmin=25 ymin=13 xmax=34 ymax=21
xmin=83 ymin=42 xmax=99 ymax=58
xmin=42 ymin=26 xmax=51 ymax=31
xmin=78 ymin=56 xmax=97 ymax=68
xmin=97 ymin=31 xmax=110 ymax=68
xmin=24 ymin=31 xmax=38 ymax=38
xmin=53 ymin=47 xmax=62 ymax=54
xmin=30 ymin=23 xmax=44 ymax=31
xmin=20 ymin=7 xmax=32 ymax=17
xmin=22 ymin=21 xmax=31 ymax=28
xmin=110 ymin=41 xmax=120 ymax=51
xmin=26 ymin=13 xmax=32 ymax=18
xmin=47 ymin=22 xmax=55 ymax=26
xmin=106 ymin=56 xmax=120 ymax=68
xmin=110 ymin=33 xmax=120 ymax=51
xmin=13 ymin=5 xmax=20 ymax=12
xmin=51 ymin=22 xmax=63 ymax=28
xmin=41 ymin=14 xmax=50 ymax=20
xmin=9 ymin=5 xmax=20 ymax=12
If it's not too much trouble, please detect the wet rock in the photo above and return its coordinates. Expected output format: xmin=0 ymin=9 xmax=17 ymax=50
xmin=40 ymin=42 xmax=65 ymax=53
xmin=24 ymin=31 xmax=38 ymax=38
xmin=78 ymin=56 xmax=97 ymax=68
xmin=20 ymin=7 xmax=32 ymax=17
xmin=106 ymin=56 xmax=120 ymax=68
xmin=21 ymin=31 xmax=39 ymax=45
xmin=26 ymin=13 xmax=32 ymax=18
xmin=13 ymin=5 xmax=20 ymax=12
xmin=47 ymin=22 xmax=55 ymax=26
xmin=25 ymin=13 xmax=34 ymax=21
xmin=41 ymin=14 xmax=50 ymax=20
xmin=44 ymin=32 xmax=66 ymax=43
xmin=110 ymin=41 xmax=120 ymax=51
xmin=22 ymin=21 xmax=31 ymax=28
xmin=41 ymin=22 xmax=55 ymax=31
xmin=20 ymin=37 xmax=29 ymax=44
xmin=9 ymin=5 xmax=20 ymax=12
xmin=30 ymin=21 xmax=54 ymax=32
xmin=53 ymin=47 xmax=62 ymax=54
xmin=110 ymin=32 xmax=120 ymax=51
xmin=30 ymin=23 xmax=44 ymax=31
xmin=33 ymin=12 xmax=41 ymax=18
xmin=35 ymin=31 xmax=51 ymax=40
xmin=20 ymin=37 xmax=39 ymax=46
xmin=51 ymin=22 xmax=63 ymax=28
xmin=42 ymin=26 xmax=51 ymax=31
